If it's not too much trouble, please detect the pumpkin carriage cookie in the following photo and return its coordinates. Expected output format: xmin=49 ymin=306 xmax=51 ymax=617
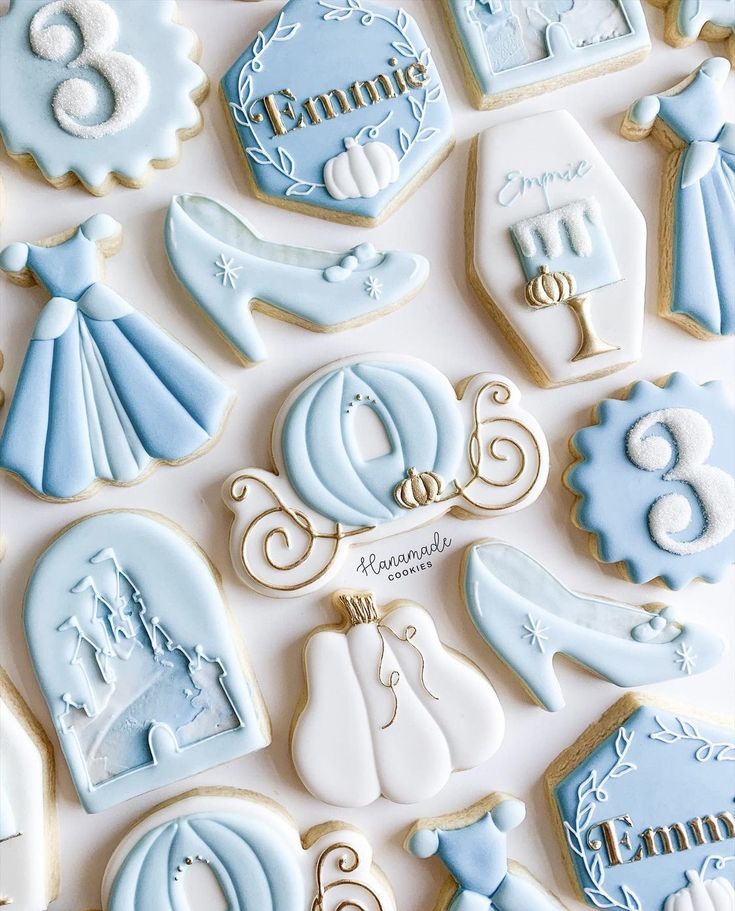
xmin=100 ymin=788 xmax=396 ymax=911
xmin=406 ymin=793 xmax=567 ymax=911
xmin=443 ymin=0 xmax=650 ymax=110
xmin=221 ymin=0 xmax=454 ymax=225
xmin=621 ymin=57 xmax=735 ymax=338
xmin=223 ymin=353 xmax=549 ymax=597
xmin=648 ymin=0 xmax=735 ymax=63
xmin=0 ymin=666 xmax=59 ymax=910
xmin=565 ymin=373 xmax=735 ymax=589
xmin=545 ymin=693 xmax=735 ymax=911
xmin=0 ymin=0 xmax=207 ymax=194
xmin=24 ymin=511 xmax=271 ymax=813
xmin=291 ymin=589 xmax=504 ymax=807
xmin=467 ymin=110 xmax=646 ymax=387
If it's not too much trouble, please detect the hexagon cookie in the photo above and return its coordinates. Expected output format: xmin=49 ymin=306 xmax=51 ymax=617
xmin=468 ymin=110 xmax=646 ymax=388
xmin=546 ymin=693 xmax=735 ymax=911
xmin=221 ymin=0 xmax=454 ymax=225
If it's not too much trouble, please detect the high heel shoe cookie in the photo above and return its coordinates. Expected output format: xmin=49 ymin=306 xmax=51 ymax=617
xmin=165 ymin=193 xmax=428 ymax=364
xmin=462 ymin=540 xmax=724 ymax=712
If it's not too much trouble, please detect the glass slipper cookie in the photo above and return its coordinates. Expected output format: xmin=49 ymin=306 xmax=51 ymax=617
xmin=0 ymin=666 xmax=59 ymax=911
xmin=406 ymin=793 xmax=568 ymax=911
xmin=467 ymin=110 xmax=646 ymax=388
xmin=100 ymin=787 xmax=396 ymax=911
xmin=291 ymin=589 xmax=504 ymax=808
xmin=565 ymin=373 xmax=735 ymax=590
xmin=648 ymin=0 xmax=735 ymax=63
xmin=220 ymin=0 xmax=454 ymax=226
xmin=0 ymin=0 xmax=207 ymax=195
xmin=442 ymin=0 xmax=650 ymax=111
xmin=0 ymin=214 xmax=233 ymax=502
xmin=545 ymin=693 xmax=735 ymax=911
xmin=24 ymin=511 xmax=271 ymax=814
xmin=461 ymin=540 xmax=724 ymax=713
xmin=621 ymin=57 xmax=735 ymax=339
xmin=165 ymin=193 xmax=429 ymax=365
xmin=223 ymin=353 xmax=549 ymax=598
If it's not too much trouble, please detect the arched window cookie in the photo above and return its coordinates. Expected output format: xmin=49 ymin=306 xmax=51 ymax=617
xmin=24 ymin=511 xmax=271 ymax=814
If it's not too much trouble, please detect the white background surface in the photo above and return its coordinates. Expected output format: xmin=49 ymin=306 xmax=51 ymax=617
xmin=0 ymin=1 xmax=733 ymax=908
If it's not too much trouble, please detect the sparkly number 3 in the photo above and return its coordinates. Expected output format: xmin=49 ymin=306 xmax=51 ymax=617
xmin=30 ymin=0 xmax=150 ymax=139
xmin=626 ymin=408 xmax=735 ymax=555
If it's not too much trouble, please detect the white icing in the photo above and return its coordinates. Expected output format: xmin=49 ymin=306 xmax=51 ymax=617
xmin=626 ymin=407 xmax=735 ymax=555
xmin=291 ymin=596 xmax=504 ymax=806
xmin=30 ymin=0 xmax=150 ymax=140
xmin=511 ymin=197 xmax=601 ymax=258
xmin=324 ymin=137 xmax=400 ymax=200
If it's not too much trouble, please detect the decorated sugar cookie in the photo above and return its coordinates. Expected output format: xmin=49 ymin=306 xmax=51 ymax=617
xmin=621 ymin=57 xmax=734 ymax=339
xmin=0 ymin=667 xmax=59 ymax=910
xmin=462 ymin=540 xmax=724 ymax=712
xmin=0 ymin=0 xmax=207 ymax=194
xmin=406 ymin=793 xmax=567 ymax=911
xmin=565 ymin=373 xmax=735 ymax=589
xmin=220 ymin=0 xmax=454 ymax=225
xmin=291 ymin=589 xmax=504 ymax=807
xmin=223 ymin=354 xmax=549 ymax=597
xmin=24 ymin=511 xmax=271 ymax=813
xmin=648 ymin=0 xmax=735 ymax=63
xmin=546 ymin=693 xmax=735 ymax=911
xmin=468 ymin=110 xmax=646 ymax=387
xmin=101 ymin=787 xmax=396 ymax=911
xmin=165 ymin=193 xmax=429 ymax=364
xmin=0 ymin=215 xmax=232 ymax=501
xmin=443 ymin=0 xmax=650 ymax=110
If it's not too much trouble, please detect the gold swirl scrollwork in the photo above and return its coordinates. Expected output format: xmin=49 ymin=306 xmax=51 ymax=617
xmin=230 ymin=475 xmax=371 ymax=593
xmin=456 ymin=381 xmax=543 ymax=511
xmin=376 ymin=624 xmax=439 ymax=730
xmin=311 ymin=843 xmax=384 ymax=911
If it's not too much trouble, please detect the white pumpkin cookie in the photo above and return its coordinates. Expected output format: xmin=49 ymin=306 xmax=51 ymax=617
xmin=100 ymin=787 xmax=397 ymax=911
xmin=0 ymin=666 xmax=59 ymax=910
xmin=291 ymin=589 xmax=504 ymax=807
xmin=223 ymin=353 xmax=549 ymax=597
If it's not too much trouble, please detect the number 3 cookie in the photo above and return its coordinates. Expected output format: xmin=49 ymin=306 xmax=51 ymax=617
xmin=0 ymin=0 xmax=208 ymax=194
xmin=565 ymin=373 xmax=735 ymax=589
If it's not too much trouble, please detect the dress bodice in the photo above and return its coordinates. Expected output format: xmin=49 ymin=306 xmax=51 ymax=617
xmin=435 ymin=813 xmax=509 ymax=895
xmin=658 ymin=68 xmax=730 ymax=144
xmin=27 ymin=229 xmax=100 ymax=300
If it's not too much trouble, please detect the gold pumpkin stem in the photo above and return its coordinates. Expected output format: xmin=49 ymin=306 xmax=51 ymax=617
xmin=334 ymin=590 xmax=379 ymax=626
xmin=566 ymin=294 xmax=619 ymax=362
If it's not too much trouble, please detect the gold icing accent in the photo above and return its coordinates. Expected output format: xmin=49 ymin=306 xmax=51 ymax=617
xmin=393 ymin=467 xmax=444 ymax=509
xmin=377 ymin=623 xmax=438 ymax=729
xmin=311 ymin=842 xmax=384 ymax=911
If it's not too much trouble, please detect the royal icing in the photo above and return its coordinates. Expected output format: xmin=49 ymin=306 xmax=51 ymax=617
xmin=221 ymin=0 xmax=454 ymax=224
xmin=0 ymin=214 xmax=232 ymax=501
xmin=462 ymin=540 xmax=724 ymax=712
xmin=0 ymin=0 xmax=206 ymax=192
xmin=165 ymin=193 xmax=429 ymax=364
xmin=101 ymin=789 xmax=397 ymax=911
xmin=24 ymin=511 xmax=270 ymax=813
xmin=469 ymin=111 xmax=646 ymax=387
xmin=566 ymin=373 xmax=735 ymax=589
xmin=406 ymin=794 xmax=566 ymax=911
xmin=444 ymin=0 xmax=650 ymax=109
xmin=546 ymin=694 xmax=735 ymax=911
xmin=223 ymin=354 xmax=549 ymax=597
xmin=291 ymin=590 xmax=504 ymax=807
xmin=649 ymin=0 xmax=735 ymax=62
xmin=0 ymin=667 xmax=58 ymax=910
xmin=622 ymin=57 xmax=735 ymax=338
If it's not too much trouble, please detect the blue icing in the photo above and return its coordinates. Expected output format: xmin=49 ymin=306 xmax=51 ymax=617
xmin=444 ymin=0 xmax=649 ymax=104
xmin=567 ymin=373 xmax=735 ymax=589
xmin=164 ymin=193 xmax=428 ymax=364
xmin=676 ymin=0 xmax=735 ymax=38
xmin=0 ymin=217 xmax=232 ymax=501
xmin=281 ymin=360 xmax=464 ymax=527
xmin=0 ymin=0 xmax=205 ymax=189
xmin=108 ymin=812 xmax=304 ymax=911
xmin=220 ymin=0 xmax=453 ymax=223
xmin=462 ymin=541 xmax=724 ymax=712
xmin=550 ymin=701 xmax=735 ymax=911
xmin=24 ymin=511 xmax=270 ymax=814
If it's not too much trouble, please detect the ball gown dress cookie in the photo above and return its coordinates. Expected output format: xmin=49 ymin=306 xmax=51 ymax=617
xmin=648 ymin=0 xmax=735 ymax=63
